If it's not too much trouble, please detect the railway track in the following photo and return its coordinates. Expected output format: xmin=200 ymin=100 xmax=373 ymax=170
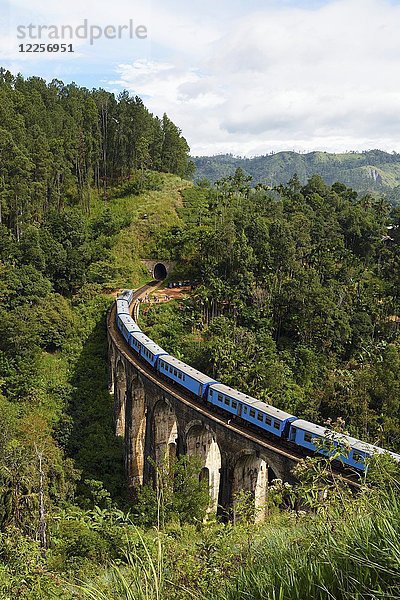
xmin=108 ymin=283 xmax=362 ymax=489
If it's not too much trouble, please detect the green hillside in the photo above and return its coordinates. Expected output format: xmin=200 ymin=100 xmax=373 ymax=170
xmin=1 ymin=69 xmax=400 ymax=599
xmin=193 ymin=150 xmax=400 ymax=201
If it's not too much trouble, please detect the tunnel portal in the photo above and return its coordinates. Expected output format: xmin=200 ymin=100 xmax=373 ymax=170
xmin=154 ymin=262 xmax=168 ymax=280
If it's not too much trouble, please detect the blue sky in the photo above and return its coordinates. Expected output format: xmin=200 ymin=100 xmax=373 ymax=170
xmin=1 ymin=0 xmax=400 ymax=156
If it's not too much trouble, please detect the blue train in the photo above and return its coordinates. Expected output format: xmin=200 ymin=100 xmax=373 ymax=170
xmin=115 ymin=290 xmax=400 ymax=473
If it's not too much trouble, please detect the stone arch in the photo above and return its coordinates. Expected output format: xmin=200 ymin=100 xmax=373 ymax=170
xmin=233 ymin=452 xmax=268 ymax=522
xmin=154 ymin=262 xmax=167 ymax=280
xmin=114 ymin=359 xmax=127 ymax=437
xmin=153 ymin=399 xmax=178 ymax=471
xmin=125 ymin=374 xmax=147 ymax=490
xmin=186 ymin=423 xmax=221 ymax=514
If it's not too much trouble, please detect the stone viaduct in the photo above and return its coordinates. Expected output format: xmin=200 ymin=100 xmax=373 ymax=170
xmin=107 ymin=289 xmax=300 ymax=519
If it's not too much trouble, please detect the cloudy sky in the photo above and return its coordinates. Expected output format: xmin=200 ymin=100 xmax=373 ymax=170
xmin=2 ymin=0 xmax=400 ymax=156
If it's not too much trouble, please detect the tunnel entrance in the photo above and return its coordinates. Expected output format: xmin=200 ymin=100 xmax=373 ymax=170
xmin=154 ymin=262 xmax=167 ymax=280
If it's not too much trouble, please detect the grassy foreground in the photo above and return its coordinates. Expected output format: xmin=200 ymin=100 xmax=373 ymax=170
xmin=72 ymin=481 xmax=400 ymax=600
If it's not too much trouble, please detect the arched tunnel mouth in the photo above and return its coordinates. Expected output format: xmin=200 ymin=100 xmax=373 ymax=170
xmin=154 ymin=262 xmax=167 ymax=280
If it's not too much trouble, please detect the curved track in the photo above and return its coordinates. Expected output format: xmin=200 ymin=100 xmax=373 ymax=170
xmin=107 ymin=283 xmax=362 ymax=488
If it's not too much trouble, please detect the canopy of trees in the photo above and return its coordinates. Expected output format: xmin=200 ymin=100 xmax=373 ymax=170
xmin=0 ymin=68 xmax=194 ymax=237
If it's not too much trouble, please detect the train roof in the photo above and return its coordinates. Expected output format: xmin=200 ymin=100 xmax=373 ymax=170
xmin=118 ymin=289 xmax=133 ymax=301
xmin=116 ymin=298 xmax=130 ymax=311
xmin=292 ymin=419 xmax=400 ymax=461
xmin=291 ymin=420 xmax=327 ymax=436
xmin=130 ymin=331 xmax=167 ymax=356
xmin=160 ymin=355 xmax=216 ymax=384
xmin=118 ymin=314 xmax=140 ymax=329
xmin=209 ymin=383 xmax=296 ymax=421
xmin=117 ymin=298 xmax=130 ymax=306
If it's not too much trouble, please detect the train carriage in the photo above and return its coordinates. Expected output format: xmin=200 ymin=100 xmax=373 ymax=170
xmin=289 ymin=419 xmax=400 ymax=471
xmin=117 ymin=313 xmax=141 ymax=342
xmin=116 ymin=298 xmax=130 ymax=316
xmin=157 ymin=355 xmax=216 ymax=397
xmin=129 ymin=331 xmax=168 ymax=367
xmin=118 ymin=289 xmax=134 ymax=305
xmin=207 ymin=383 xmax=296 ymax=437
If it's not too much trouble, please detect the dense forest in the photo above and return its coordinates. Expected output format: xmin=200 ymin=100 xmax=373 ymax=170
xmin=145 ymin=170 xmax=400 ymax=452
xmin=0 ymin=69 xmax=399 ymax=598
xmin=0 ymin=67 xmax=194 ymax=237
xmin=193 ymin=151 xmax=400 ymax=203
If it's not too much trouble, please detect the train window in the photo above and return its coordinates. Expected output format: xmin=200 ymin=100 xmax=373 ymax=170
xmin=273 ymin=420 xmax=280 ymax=430
xmin=170 ymin=366 xmax=173 ymax=373
xmin=209 ymin=389 xmax=213 ymax=396
xmin=174 ymin=369 xmax=178 ymax=377
xmin=249 ymin=409 xmax=256 ymax=418
xmin=257 ymin=413 xmax=263 ymax=422
xmin=243 ymin=406 xmax=247 ymax=413
xmin=353 ymin=451 xmax=363 ymax=462
xmin=265 ymin=416 xmax=272 ymax=426
xmin=218 ymin=394 xmax=223 ymax=403
xmin=304 ymin=432 xmax=313 ymax=443
xmin=224 ymin=397 xmax=230 ymax=405
xmin=231 ymin=401 xmax=237 ymax=409
xmin=183 ymin=374 xmax=186 ymax=381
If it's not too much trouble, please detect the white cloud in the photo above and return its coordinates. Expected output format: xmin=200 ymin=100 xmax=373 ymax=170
xmin=112 ymin=0 xmax=400 ymax=155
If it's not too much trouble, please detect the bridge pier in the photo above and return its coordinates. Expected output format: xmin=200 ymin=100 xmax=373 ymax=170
xmin=217 ymin=456 xmax=233 ymax=518
xmin=153 ymin=398 xmax=178 ymax=472
xmin=232 ymin=452 xmax=269 ymax=522
xmin=125 ymin=375 xmax=147 ymax=490
xmin=185 ymin=422 xmax=221 ymax=514
xmin=115 ymin=360 xmax=127 ymax=438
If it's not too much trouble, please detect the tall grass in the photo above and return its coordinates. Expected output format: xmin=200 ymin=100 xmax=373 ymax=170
xmin=77 ymin=488 xmax=400 ymax=600
xmin=218 ymin=490 xmax=400 ymax=600
xmin=78 ymin=528 xmax=165 ymax=600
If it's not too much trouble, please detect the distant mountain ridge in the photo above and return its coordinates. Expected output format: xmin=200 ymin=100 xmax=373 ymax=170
xmin=192 ymin=150 xmax=400 ymax=201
